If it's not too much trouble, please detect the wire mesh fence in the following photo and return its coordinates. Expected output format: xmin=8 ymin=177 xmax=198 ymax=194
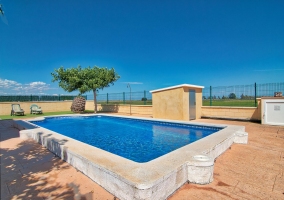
xmin=1 ymin=82 xmax=282 ymax=107
xmin=256 ymin=82 xmax=284 ymax=97
xmin=0 ymin=95 xmax=87 ymax=102
xmin=92 ymin=91 xmax=152 ymax=105
xmin=202 ymin=82 xmax=284 ymax=107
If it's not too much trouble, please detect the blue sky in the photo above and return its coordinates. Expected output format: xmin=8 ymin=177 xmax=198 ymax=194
xmin=1 ymin=0 xmax=284 ymax=96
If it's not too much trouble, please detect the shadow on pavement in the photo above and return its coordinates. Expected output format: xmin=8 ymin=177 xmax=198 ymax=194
xmin=0 ymin=120 xmax=99 ymax=200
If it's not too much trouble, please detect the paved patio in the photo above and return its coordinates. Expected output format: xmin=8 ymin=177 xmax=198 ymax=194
xmin=1 ymin=117 xmax=283 ymax=200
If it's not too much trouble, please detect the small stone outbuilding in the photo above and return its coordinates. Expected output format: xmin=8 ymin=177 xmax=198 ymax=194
xmin=150 ymin=84 xmax=204 ymax=121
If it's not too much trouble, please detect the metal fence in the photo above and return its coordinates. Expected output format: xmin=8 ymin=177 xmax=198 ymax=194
xmin=203 ymin=82 xmax=284 ymax=107
xmin=0 ymin=95 xmax=87 ymax=102
xmin=87 ymin=91 xmax=153 ymax=105
xmin=1 ymin=82 xmax=282 ymax=106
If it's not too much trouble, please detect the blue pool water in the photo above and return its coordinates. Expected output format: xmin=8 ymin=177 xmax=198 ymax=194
xmin=31 ymin=116 xmax=222 ymax=162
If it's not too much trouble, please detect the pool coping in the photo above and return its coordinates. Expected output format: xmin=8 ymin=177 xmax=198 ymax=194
xmin=19 ymin=114 xmax=248 ymax=200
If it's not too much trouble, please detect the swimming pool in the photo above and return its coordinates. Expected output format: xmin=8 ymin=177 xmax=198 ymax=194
xmin=20 ymin=114 xmax=248 ymax=200
xmin=31 ymin=116 xmax=222 ymax=162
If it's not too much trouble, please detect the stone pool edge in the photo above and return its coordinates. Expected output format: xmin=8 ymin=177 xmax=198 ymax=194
xmin=18 ymin=114 xmax=248 ymax=200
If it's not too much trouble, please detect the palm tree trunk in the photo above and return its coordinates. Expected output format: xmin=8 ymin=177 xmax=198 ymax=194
xmin=93 ymin=89 xmax=97 ymax=113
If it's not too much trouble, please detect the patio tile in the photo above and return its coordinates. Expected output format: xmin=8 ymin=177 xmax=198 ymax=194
xmin=273 ymin=173 xmax=284 ymax=194
xmin=234 ymin=181 xmax=284 ymax=200
xmin=1 ymin=118 xmax=284 ymax=200
xmin=169 ymin=182 xmax=245 ymax=200
xmin=1 ymin=180 xmax=11 ymax=200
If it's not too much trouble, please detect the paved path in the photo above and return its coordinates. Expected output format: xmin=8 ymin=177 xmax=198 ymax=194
xmin=1 ymin=118 xmax=283 ymax=199
xmin=169 ymin=119 xmax=284 ymax=200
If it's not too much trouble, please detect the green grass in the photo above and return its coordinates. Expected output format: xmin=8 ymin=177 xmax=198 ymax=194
xmin=99 ymin=100 xmax=152 ymax=105
xmin=0 ymin=110 xmax=95 ymax=120
xmin=100 ymin=100 xmax=255 ymax=107
xmin=202 ymin=100 xmax=256 ymax=107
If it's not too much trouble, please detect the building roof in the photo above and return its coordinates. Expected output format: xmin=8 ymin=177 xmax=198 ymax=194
xmin=150 ymin=84 xmax=204 ymax=93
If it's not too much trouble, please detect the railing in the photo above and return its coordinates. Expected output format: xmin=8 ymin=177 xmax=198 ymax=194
xmin=1 ymin=82 xmax=282 ymax=107
xmin=90 ymin=90 xmax=152 ymax=105
xmin=202 ymin=82 xmax=284 ymax=107
xmin=0 ymin=95 xmax=87 ymax=102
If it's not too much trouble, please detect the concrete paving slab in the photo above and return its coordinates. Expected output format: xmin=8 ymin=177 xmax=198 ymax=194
xmin=274 ymin=173 xmax=284 ymax=195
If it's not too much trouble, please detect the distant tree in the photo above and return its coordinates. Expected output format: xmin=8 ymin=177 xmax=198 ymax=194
xmin=228 ymin=93 xmax=236 ymax=99
xmin=141 ymin=97 xmax=147 ymax=101
xmin=0 ymin=4 xmax=4 ymax=15
xmin=222 ymin=95 xmax=226 ymax=99
xmin=218 ymin=96 xmax=221 ymax=99
xmin=0 ymin=4 xmax=8 ymax=25
xmin=240 ymin=94 xmax=245 ymax=99
xmin=203 ymin=96 xmax=206 ymax=100
xmin=51 ymin=66 xmax=120 ymax=113
xmin=213 ymin=95 xmax=216 ymax=99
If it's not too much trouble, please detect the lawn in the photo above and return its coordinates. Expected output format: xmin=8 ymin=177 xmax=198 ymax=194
xmin=0 ymin=110 xmax=95 ymax=120
xmin=98 ymin=100 xmax=152 ymax=105
xmin=202 ymin=99 xmax=256 ymax=107
xmin=100 ymin=100 xmax=256 ymax=107
xmin=98 ymin=100 xmax=255 ymax=107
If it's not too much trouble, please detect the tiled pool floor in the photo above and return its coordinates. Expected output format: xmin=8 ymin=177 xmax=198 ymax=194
xmin=1 ymin=117 xmax=284 ymax=200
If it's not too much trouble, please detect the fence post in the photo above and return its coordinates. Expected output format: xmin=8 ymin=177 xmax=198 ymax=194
xmin=144 ymin=90 xmax=146 ymax=105
xmin=210 ymin=86 xmax=212 ymax=106
xmin=254 ymin=82 xmax=257 ymax=107
xmin=107 ymin=93 xmax=109 ymax=104
xmin=123 ymin=92 xmax=125 ymax=104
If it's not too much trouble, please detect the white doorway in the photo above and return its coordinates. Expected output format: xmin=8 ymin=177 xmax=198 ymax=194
xmin=189 ymin=90 xmax=196 ymax=120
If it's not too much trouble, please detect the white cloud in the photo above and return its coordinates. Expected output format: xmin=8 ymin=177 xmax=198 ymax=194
xmin=0 ymin=79 xmax=21 ymax=88
xmin=23 ymin=81 xmax=50 ymax=92
xmin=0 ymin=78 xmax=52 ymax=94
